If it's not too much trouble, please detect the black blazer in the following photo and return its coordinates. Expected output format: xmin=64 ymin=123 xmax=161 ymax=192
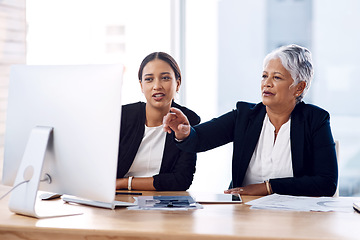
xmin=117 ymin=101 xmax=200 ymax=191
xmin=177 ymin=101 xmax=338 ymax=196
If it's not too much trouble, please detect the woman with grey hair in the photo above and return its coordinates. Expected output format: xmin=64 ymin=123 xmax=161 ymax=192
xmin=163 ymin=44 xmax=338 ymax=196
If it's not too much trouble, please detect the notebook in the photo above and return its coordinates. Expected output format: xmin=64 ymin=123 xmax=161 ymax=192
xmin=62 ymin=195 xmax=137 ymax=209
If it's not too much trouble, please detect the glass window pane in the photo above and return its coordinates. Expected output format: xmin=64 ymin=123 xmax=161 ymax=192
xmin=26 ymin=0 xmax=172 ymax=105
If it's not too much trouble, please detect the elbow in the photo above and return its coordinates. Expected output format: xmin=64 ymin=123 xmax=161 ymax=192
xmin=313 ymin=176 xmax=338 ymax=197
xmin=323 ymin=180 xmax=338 ymax=197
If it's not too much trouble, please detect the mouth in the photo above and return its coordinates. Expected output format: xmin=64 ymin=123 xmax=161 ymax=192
xmin=152 ymin=93 xmax=165 ymax=101
xmin=262 ymin=91 xmax=275 ymax=97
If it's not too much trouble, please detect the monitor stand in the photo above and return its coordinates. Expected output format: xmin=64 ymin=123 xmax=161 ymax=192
xmin=8 ymin=126 xmax=82 ymax=218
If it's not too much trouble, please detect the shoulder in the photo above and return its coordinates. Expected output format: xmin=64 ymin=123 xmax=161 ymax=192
xmin=292 ymin=102 xmax=331 ymax=133
xmin=293 ymin=101 xmax=330 ymax=120
xmin=235 ymin=101 xmax=263 ymax=110
xmin=235 ymin=101 xmax=266 ymax=118
xmin=172 ymin=102 xmax=201 ymax=126
xmin=235 ymin=101 xmax=257 ymax=109
xmin=122 ymin=101 xmax=145 ymax=112
xmin=121 ymin=101 xmax=146 ymax=122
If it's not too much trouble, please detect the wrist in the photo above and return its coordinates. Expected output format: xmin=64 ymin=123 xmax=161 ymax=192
xmin=128 ymin=176 xmax=133 ymax=190
xmin=174 ymin=130 xmax=191 ymax=143
xmin=264 ymin=180 xmax=273 ymax=195
xmin=175 ymin=137 xmax=184 ymax=142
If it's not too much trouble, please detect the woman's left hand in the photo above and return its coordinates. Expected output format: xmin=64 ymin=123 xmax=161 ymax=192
xmin=224 ymin=183 xmax=268 ymax=196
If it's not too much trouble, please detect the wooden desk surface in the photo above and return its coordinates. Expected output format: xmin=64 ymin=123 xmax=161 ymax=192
xmin=1 ymin=185 xmax=360 ymax=240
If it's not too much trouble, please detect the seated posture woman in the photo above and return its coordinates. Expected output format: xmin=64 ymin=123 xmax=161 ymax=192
xmin=116 ymin=52 xmax=200 ymax=191
xmin=163 ymin=44 xmax=338 ymax=196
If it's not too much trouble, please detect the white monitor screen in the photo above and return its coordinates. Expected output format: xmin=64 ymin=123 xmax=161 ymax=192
xmin=2 ymin=64 xmax=123 ymax=204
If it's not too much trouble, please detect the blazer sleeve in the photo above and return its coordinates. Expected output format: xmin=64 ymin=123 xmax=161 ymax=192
xmin=270 ymin=108 xmax=338 ymax=197
xmin=176 ymin=109 xmax=238 ymax=153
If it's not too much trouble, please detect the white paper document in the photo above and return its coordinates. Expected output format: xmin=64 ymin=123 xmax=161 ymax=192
xmin=246 ymin=194 xmax=358 ymax=213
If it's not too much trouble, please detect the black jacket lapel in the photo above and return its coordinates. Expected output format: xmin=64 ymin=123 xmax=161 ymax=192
xmin=233 ymin=103 xmax=266 ymax=187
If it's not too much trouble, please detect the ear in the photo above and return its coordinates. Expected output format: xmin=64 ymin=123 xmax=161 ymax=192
xmin=139 ymin=80 xmax=144 ymax=93
xmin=176 ymin=78 xmax=181 ymax=92
xmin=295 ymin=81 xmax=306 ymax=96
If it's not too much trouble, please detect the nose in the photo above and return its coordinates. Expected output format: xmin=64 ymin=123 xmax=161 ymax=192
xmin=262 ymin=76 xmax=273 ymax=87
xmin=153 ymin=78 xmax=163 ymax=90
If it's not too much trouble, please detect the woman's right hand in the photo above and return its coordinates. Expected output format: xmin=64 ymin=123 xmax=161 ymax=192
xmin=163 ymin=107 xmax=191 ymax=141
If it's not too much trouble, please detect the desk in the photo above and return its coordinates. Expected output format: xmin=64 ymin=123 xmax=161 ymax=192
xmin=1 ymin=185 xmax=360 ymax=240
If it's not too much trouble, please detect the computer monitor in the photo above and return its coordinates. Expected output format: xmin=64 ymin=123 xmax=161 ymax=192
xmin=2 ymin=64 xmax=123 ymax=218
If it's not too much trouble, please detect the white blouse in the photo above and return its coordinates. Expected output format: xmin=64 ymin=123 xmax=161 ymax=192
xmin=242 ymin=114 xmax=293 ymax=186
xmin=124 ymin=124 xmax=167 ymax=177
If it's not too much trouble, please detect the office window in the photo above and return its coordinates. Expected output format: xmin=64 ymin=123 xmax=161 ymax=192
xmin=106 ymin=25 xmax=125 ymax=36
xmin=0 ymin=0 xmax=26 ymax=180
xmin=105 ymin=25 xmax=126 ymax=54
xmin=26 ymin=0 xmax=172 ymax=105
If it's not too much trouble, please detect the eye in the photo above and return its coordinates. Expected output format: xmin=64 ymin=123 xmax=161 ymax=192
xmin=274 ymin=76 xmax=282 ymax=80
xmin=262 ymin=74 xmax=268 ymax=79
xmin=162 ymin=76 xmax=171 ymax=81
xmin=144 ymin=77 xmax=153 ymax=82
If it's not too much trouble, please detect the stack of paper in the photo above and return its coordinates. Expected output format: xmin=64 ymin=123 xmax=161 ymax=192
xmin=246 ymin=194 xmax=356 ymax=213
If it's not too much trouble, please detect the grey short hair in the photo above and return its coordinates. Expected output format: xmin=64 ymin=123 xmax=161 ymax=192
xmin=263 ymin=44 xmax=314 ymax=103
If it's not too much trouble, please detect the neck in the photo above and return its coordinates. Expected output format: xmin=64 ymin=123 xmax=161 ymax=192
xmin=266 ymin=104 xmax=295 ymax=132
xmin=145 ymin=103 xmax=171 ymax=127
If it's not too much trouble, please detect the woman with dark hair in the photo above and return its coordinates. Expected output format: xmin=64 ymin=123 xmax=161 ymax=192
xmin=116 ymin=52 xmax=200 ymax=191
xmin=163 ymin=44 xmax=338 ymax=197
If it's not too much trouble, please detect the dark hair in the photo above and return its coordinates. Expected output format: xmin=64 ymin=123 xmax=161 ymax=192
xmin=138 ymin=52 xmax=181 ymax=82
